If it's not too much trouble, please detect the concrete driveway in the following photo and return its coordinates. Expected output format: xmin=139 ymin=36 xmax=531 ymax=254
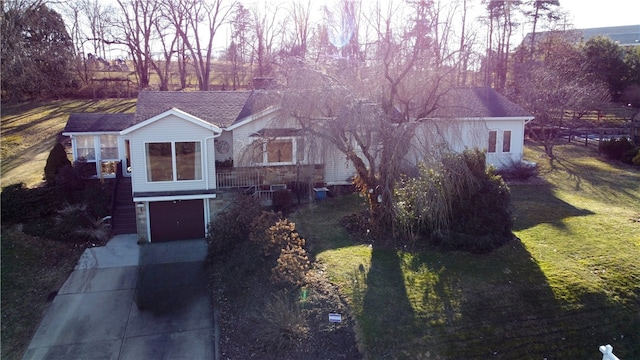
xmin=22 ymin=235 xmax=216 ymax=360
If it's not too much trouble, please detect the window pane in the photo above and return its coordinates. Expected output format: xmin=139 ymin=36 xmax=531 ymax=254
xmin=267 ymin=139 xmax=292 ymax=163
xmin=101 ymin=161 xmax=118 ymax=176
xmin=77 ymin=135 xmax=95 ymax=160
xmin=175 ymin=142 xmax=202 ymax=180
xmin=488 ymin=131 xmax=497 ymax=153
xmin=146 ymin=143 xmax=173 ymax=181
xmin=101 ymin=135 xmax=119 ymax=159
xmin=502 ymin=130 xmax=511 ymax=153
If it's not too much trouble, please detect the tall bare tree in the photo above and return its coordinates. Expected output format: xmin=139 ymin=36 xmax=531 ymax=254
xmin=284 ymin=0 xmax=313 ymax=59
xmin=161 ymin=0 xmax=195 ymax=89
xmin=279 ymin=0 xmax=458 ymax=231
xmin=250 ymin=2 xmax=284 ymax=78
xmin=114 ymin=0 xmax=161 ymax=89
xmin=225 ymin=2 xmax=252 ymax=89
xmin=511 ymin=34 xmax=609 ymax=158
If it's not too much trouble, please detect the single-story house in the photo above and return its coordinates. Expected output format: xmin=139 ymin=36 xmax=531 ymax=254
xmin=62 ymin=87 xmax=533 ymax=242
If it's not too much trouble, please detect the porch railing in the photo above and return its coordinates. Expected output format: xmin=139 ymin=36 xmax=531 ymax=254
xmin=216 ymin=168 xmax=261 ymax=188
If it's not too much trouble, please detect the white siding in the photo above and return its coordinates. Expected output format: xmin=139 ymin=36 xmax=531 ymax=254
xmin=231 ymin=112 xmax=299 ymax=166
xmin=323 ymin=145 xmax=357 ymax=185
xmin=214 ymin=131 xmax=233 ymax=162
xmin=483 ymin=119 xmax=525 ymax=168
xmin=126 ymin=114 xmax=218 ymax=193
xmin=407 ymin=118 xmax=525 ymax=169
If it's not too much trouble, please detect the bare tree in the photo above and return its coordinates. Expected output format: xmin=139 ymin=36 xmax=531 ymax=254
xmin=279 ymin=0 xmax=459 ymax=232
xmin=249 ymin=2 xmax=285 ymax=78
xmin=161 ymin=0 xmax=195 ymax=89
xmin=113 ymin=0 xmax=161 ymax=89
xmin=225 ymin=2 xmax=252 ymax=89
xmin=150 ymin=0 xmax=183 ymax=91
xmin=164 ymin=0 xmax=234 ymax=91
xmin=511 ymin=34 xmax=610 ymax=158
xmin=283 ymin=0 xmax=313 ymax=59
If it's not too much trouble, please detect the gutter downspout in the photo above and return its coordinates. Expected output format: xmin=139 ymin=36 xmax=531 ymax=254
xmin=204 ymin=129 xmax=222 ymax=191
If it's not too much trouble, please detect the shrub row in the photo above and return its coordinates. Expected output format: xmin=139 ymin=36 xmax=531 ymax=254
xmin=599 ymin=137 xmax=640 ymax=165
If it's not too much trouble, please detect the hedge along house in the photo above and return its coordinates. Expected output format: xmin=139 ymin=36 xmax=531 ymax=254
xmin=62 ymin=88 xmax=533 ymax=242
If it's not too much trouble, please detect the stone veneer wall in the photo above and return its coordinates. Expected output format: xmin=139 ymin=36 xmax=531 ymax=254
xmin=135 ymin=202 xmax=148 ymax=243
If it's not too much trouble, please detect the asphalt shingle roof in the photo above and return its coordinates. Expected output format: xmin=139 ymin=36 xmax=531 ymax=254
xmin=134 ymin=90 xmax=275 ymax=128
xmin=63 ymin=88 xmax=529 ymax=133
xmin=63 ymin=113 xmax=136 ymax=133
xmin=430 ymin=88 xmax=532 ymax=119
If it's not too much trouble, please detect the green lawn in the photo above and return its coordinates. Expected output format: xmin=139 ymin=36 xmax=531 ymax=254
xmin=293 ymin=143 xmax=640 ymax=359
xmin=1 ymin=99 xmax=136 ymax=188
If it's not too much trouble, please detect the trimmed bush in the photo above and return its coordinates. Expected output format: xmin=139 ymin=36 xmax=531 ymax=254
xmin=249 ymin=211 xmax=283 ymax=253
xmin=44 ymin=143 xmax=71 ymax=185
xmin=497 ymin=160 xmax=539 ymax=181
xmin=599 ymin=137 xmax=636 ymax=160
xmin=266 ymin=219 xmax=310 ymax=286
xmin=633 ymin=150 xmax=640 ymax=166
xmin=207 ymin=194 xmax=263 ymax=254
xmin=1 ymin=183 xmax=64 ymax=223
xmin=621 ymin=147 xmax=640 ymax=165
xmin=272 ymin=189 xmax=294 ymax=214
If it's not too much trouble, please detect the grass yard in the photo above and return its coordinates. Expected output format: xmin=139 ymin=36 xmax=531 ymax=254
xmin=1 ymin=99 xmax=136 ymax=188
xmin=0 ymin=227 xmax=87 ymax=360
xmin=293 ymin=142 xmax=640 ymax=359
xmin=1 ymin=99 xmax=135 ymax=359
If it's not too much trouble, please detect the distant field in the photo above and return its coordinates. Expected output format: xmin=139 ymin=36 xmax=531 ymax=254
xmin=0 ymin=99 xmax=136 ymax=188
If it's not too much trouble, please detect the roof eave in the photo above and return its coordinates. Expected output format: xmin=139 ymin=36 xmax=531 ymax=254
xmin=421 ymin=116 xmax=535 ymax=122
xmin=62 ymin=130 xmax=123 ymax=136
xmin=120 ymin=107 xmax=222 ymax=135
xmin=225 ymin=106 xmax=279 ymax=131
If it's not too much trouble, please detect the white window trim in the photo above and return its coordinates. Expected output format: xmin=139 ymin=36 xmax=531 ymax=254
xmin=487 ymin=129 xmax=513 ymax=154
xmin=73 ymin=134 xmax=121 ymax=178
xmin=256 ymin=136 xmax=305 ymax=166
xmin=144 ymin=140 xmax=204 ymax=183
xmin=502 ymin=130 xmax=512 ymax=153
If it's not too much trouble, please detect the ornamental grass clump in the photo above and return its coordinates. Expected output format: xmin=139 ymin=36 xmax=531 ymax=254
xmin=395 ymin=149 xmax=513 ymax=253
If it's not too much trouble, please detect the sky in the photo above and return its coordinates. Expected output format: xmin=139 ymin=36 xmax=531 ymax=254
xmin=555 ymin=0 xmax=640 ymax=29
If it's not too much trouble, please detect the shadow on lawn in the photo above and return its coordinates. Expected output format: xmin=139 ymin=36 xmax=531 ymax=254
xmin=546 ymin=151 xmax=640 ymax=203
xmin=509 ymin=182 xmax=594 ymax=232
xmin=358 ymin=241 xmax=639 ymax=359
xmin=1 ymin=99 xmax=136 ymax=185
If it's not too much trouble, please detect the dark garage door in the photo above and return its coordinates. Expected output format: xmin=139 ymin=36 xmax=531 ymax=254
xmin=149 ymin=200 xmax=205 ymax=242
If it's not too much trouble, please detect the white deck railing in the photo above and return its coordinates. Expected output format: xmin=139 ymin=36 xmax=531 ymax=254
xmin=216 ymin=169 xmax=261 ymax=188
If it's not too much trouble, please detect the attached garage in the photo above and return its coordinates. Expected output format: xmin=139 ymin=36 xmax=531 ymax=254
xmin=149 ymin=199 xmax=205 ymax=242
